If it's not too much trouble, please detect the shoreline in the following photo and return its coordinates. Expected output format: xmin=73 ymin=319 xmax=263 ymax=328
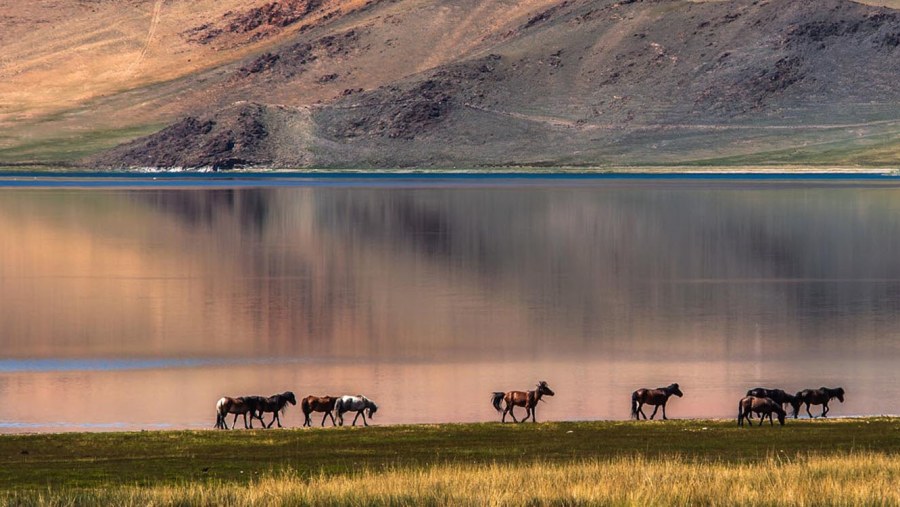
xmin=1 ymin=414 xmax=896 ymax=437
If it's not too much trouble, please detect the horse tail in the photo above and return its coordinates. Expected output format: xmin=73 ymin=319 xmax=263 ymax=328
xmin=301 ymin=397 xmax=311 ymax=416
xmin=214 ymin=397 xmax=227 ymax=429
xmin=631 ymin=391 xmax=639 ymax=419
xmin=490 ymin=392 xmax=505 ymax=413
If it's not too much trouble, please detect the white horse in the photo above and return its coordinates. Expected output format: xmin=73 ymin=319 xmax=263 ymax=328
xmin=334 ymin=395 xmax=378 ymax=426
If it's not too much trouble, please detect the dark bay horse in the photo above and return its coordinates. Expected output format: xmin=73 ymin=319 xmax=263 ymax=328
xmin=301 ymin=395 xmax=338 ymax=427
xmin=631 ymin=383 xmax=683 ymax=420
xmin=746 ymin=387 xmax=801 ymax=419
xmin=490 ymin=381 xmax=555 ymax=423
xmin=738 ymin=396 xmax=786 ymax=427
xmin=256 ymin=392 xmax=297 ymax=428
xmin=215 ymin=396 xmax=265 ymax=429
xmin=334 ymin=395 xmax=378 ymax=426
xmin=795 ymin=387 xmax=844 ymax=418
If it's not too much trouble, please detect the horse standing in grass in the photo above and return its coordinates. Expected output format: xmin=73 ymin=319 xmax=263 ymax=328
xmin=334 ymin=395 xmax=378 ymax=426
xmin=795 ymin=387 xmax=844 ymax=418
xmin=215 ymin=396 xmax=265 ymax=429
xmin=738 ymin=396 xmax=786 ymax=427
xmin=631 ymin=383 xmax=683 ymax=420
xmin=301 ymin=395 xmax=338 ymax=427
xmin=490 ymin=381 xmax=555 ymax=423
xmin=256 ymin=392 xmax=297 ymax=428
xmin=746 ymin=388 xmax=801 ymax=419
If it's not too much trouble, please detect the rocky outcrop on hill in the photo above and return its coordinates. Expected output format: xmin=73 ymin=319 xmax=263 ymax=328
xmin=92 ymin=0 xmax=900 ymax=169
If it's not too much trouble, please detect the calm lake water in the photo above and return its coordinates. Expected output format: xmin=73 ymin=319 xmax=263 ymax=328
xmin=1 ymin=175 xmax=899 ymax=432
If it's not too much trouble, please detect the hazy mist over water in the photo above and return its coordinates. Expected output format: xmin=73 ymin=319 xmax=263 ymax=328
xmin=1 ymin=178 xmax=899 ymax=431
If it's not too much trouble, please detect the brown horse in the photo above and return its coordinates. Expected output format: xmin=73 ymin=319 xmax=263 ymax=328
xmin=255 ymin=392 xmax=297 ymax=428
xmin=301 ymin=395 xmax=338 ymax=427
xmin=490 ymin=381 xmax=555 ymax=423
xmin=795 ymin=387 xmax=844 ymax=418
xmin=631 ymin=383 xmax=683 ymax=420
xmin=738 ymin=396 xmax=786 ymax=427
xmin=746 ymin=388 xmax=801 ymax=419
xmin=215 ymin=396 xmax=265 ymax=429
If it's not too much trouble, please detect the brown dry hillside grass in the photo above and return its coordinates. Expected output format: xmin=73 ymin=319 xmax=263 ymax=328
xmin=1 ymin=0 xmax=899 ymax=167
xmin=0 ymin=0 xmax=563 ymax=163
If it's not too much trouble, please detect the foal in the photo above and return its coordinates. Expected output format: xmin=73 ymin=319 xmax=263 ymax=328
xmin=631 ymin=383 xmax=683 ymax=420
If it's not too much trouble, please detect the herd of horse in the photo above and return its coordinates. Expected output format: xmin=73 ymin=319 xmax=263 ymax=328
xmin=214 ymin=382 xmax=846 ymax=429
xmin=215 ymin=392 xmax=378 ymax=429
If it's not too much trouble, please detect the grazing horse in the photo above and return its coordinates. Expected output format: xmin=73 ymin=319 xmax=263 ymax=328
xmin=631 ymin=383 xmax=683 ymax=420
xmin=334 ymin=395 xmax=378 ymax=426
xmin=490 ymin=381 xmax=555 ymax=423
xmin=738 ymin=396 xmax=786 ymax=427
xmin=746 ymin=388 xmax=801 ymax=419
xmin=215 ymin=396 xmax=265 ymax=429
xmin=795 ymin=387 xmax=845 ymax=418
xmin=256 ymin=392 xmax=297 ymax=428
xmin=302 ymin=395 xmax=339 ymax=427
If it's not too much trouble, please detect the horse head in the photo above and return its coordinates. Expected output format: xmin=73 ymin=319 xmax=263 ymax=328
xmin=669 ymin=383 xmax=684 ymax=397
xmin=832 ymin=387 xmax=845 ymax=403
xmin=537 ymin=381 xmax=555 ymax=397
xmin=367 ymin=400 xmax=378 ymax=419
xmin=284 ymin=391 xmax=297 ymax=406
xmin=776 ymin=405 xmax=786 ymax=426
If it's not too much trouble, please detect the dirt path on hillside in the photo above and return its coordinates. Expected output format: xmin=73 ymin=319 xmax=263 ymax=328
xmin=127 ymin=0 xmax=164 ymax=76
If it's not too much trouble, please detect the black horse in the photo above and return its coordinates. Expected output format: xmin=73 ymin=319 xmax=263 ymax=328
xmin=631 ymin=383 xmax=683 ymax=420
xmin=255 ymin=392 xmax=297 ymax=428
xmin=746 ymin=388 xmax=801 ymax=419
xmin=795 ymin=387 xmax=844 ymax=418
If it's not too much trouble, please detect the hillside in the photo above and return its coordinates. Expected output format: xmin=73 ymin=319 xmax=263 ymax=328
xmin=1 ymin=0 xmax=899 ymax=169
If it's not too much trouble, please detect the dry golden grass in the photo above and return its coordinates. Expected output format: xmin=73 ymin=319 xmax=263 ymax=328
xmin=7 ymin=453 xmax=900 ymax=506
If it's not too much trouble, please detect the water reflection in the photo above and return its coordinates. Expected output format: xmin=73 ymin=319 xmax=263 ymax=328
xmin=2 ymin=180 xmax=900 ymax=431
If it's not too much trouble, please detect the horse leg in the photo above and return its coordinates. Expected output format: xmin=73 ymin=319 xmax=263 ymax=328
xmin=361 ymin=411 xmax=369 ymax=427
xmin=769 ymin=413 xmax=774 ymax=426
xmin=352 ymin=411 xmax=361 ymax=426
xmin=758 ymin=412 xmax=764 ymax=426
xmin=662 ymin=402 xmax=668 ymax=420
xmin=231 ymin=413 xmax=239 ymax=429
xmin=328 ymin=412 xmax=337 ymax=426
xmin=806 ymin=402 xmax=813 ymax=419
xmin=275 ymin=413 xmax=283 ymax=428
xmin=649 ymin=405 xmax=659 ymax=420
xmin=822 ymin=402 xmax=829 ymax=418
xmin=637 ymin=403 xmax=647 ymax=420
xmin=532 ymin=406 xmax=537 ymax=423
xmin=519 ymin=407 xmax=529 ymax=423
xmin=509 ymin=406 xmax=519 ymax=423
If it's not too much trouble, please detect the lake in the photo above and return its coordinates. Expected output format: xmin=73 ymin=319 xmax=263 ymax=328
xmin=1 ymin=174 xmax=899 ymax=431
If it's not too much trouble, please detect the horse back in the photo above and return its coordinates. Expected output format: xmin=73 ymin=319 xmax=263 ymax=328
xmin=505 ymin=390 xmax=531 ymax=407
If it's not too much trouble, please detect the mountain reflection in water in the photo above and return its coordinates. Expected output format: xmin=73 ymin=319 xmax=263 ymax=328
xmin=1 ymin=179 xmax=899 ymax=431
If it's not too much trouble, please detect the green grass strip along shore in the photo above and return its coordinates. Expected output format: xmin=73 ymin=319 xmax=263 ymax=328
xmin=2 ymin=418 xmax=899 ymax=505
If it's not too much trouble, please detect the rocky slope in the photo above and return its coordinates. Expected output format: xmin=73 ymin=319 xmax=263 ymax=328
xmin=3 ymin=0 xmax=900 ymax=168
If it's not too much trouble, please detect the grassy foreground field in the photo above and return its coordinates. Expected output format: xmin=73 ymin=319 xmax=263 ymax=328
xmin=2 ymin=418 xmax=899 ymax=505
